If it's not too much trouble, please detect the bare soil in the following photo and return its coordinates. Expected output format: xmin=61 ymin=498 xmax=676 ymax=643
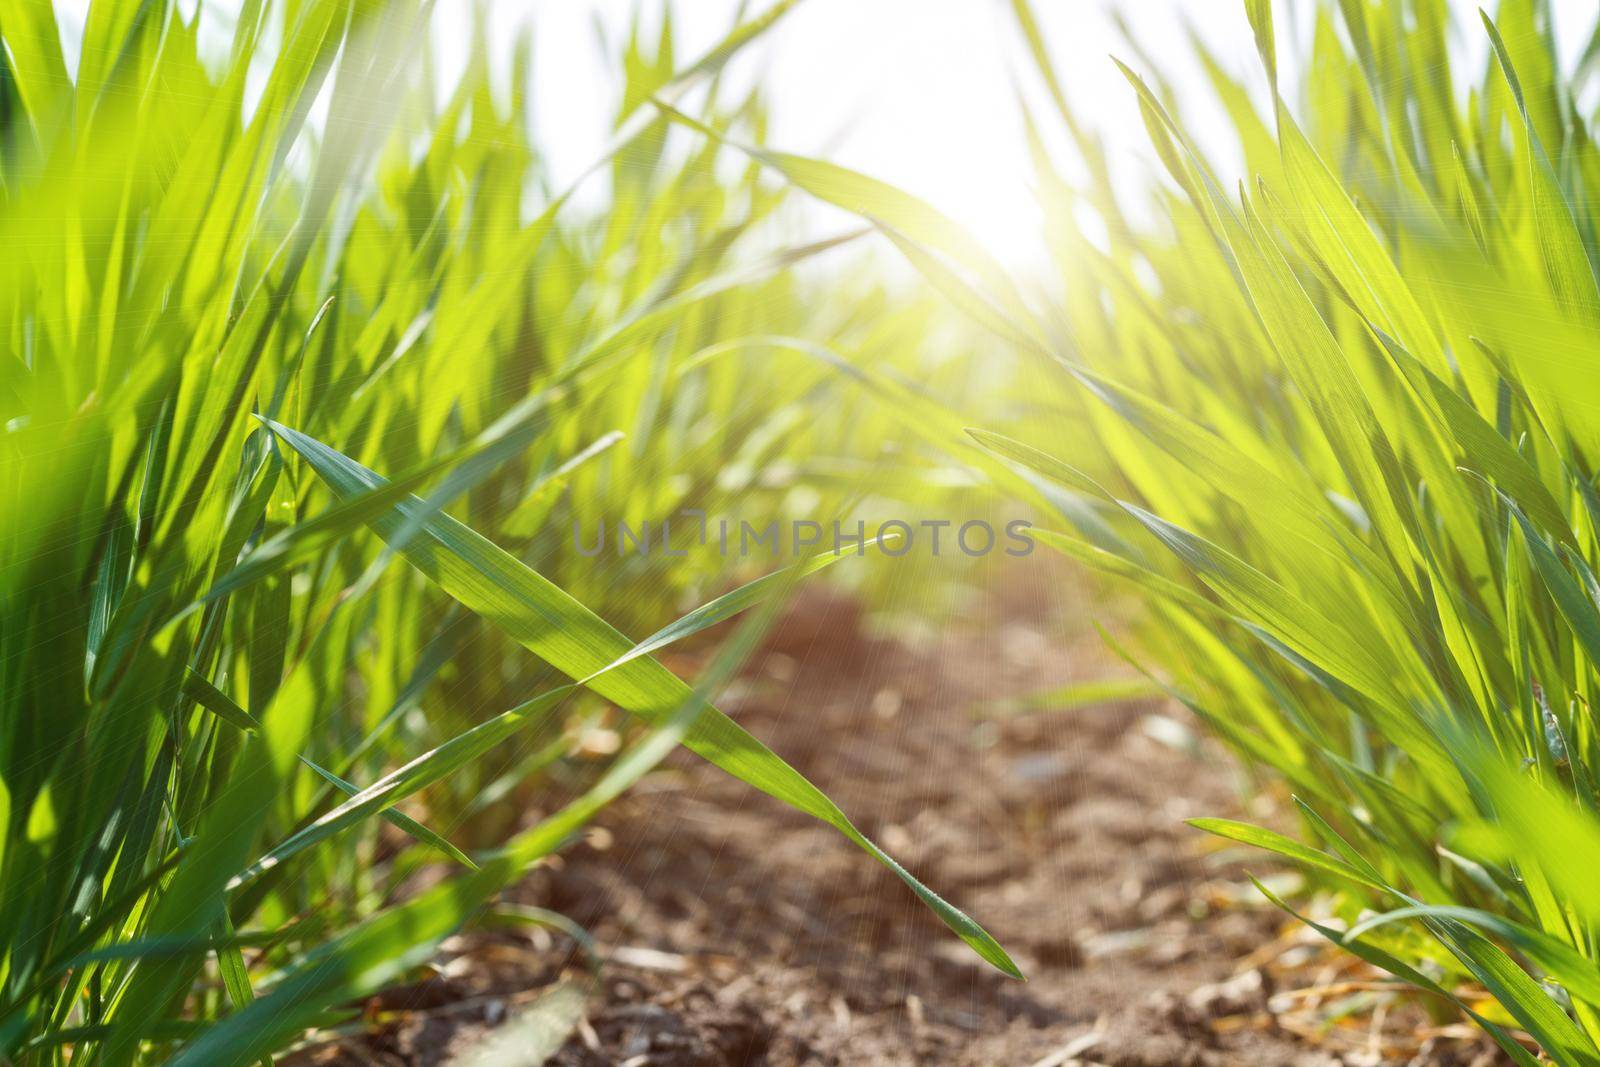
xmin=292 ymin=585 xmax=1510 ymax=1066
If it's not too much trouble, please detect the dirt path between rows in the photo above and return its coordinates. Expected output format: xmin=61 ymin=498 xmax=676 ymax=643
xmin=294 ymin=586 xmax=1509 ymax=1066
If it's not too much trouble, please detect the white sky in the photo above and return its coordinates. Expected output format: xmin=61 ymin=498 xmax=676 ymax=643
xmin=517 ymin=0 xmax=1240 ymax=264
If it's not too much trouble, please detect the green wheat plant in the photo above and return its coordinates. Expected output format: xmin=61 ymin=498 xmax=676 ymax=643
xmin=0 ymin=1 xmax=1020 ymax=1062
xmin=993 ymin=1 xmax=1600 ymax=1059
xmin=676 ymin=0 xmax=1600 ymax=1059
